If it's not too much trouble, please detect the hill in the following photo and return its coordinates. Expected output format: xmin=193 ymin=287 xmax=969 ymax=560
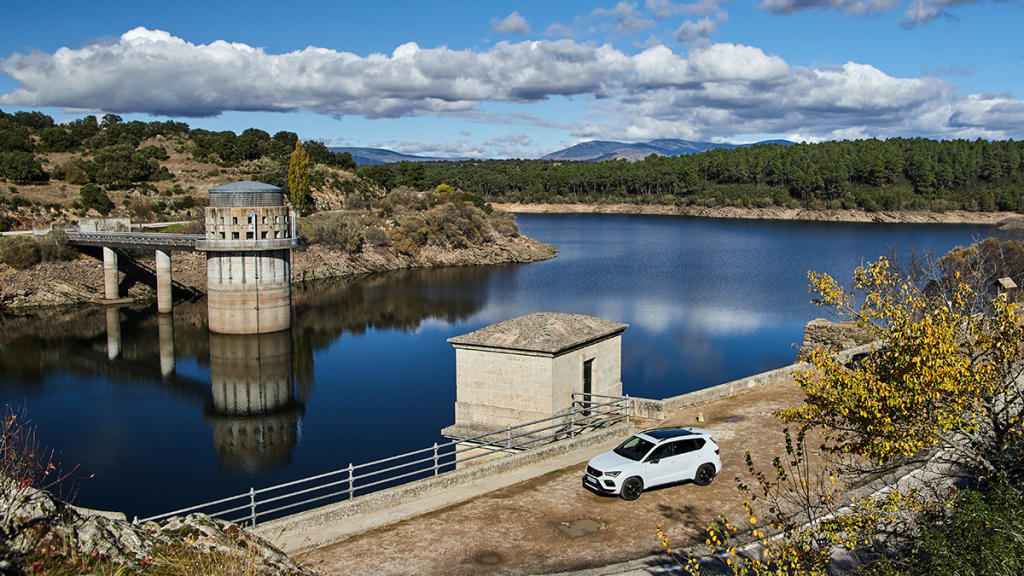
xmin=328 ymin=146 xmax=462 ymax=165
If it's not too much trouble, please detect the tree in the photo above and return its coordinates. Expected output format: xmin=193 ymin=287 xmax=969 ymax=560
xmin=786 ymin=256 xmax=1024 ymax=478
xmin=79 ymin=183 xmax=113 ymax=215
xmin=288 ymin=140 xmax=312 ymax=211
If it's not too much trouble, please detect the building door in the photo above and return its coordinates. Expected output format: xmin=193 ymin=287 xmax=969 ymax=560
xmin=582 ymin=359 xmax=593 ymax=416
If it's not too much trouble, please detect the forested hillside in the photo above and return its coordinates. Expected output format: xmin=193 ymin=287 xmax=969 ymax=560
xmin=0 ymin=109 xmax=369 ymax=231
xmin=360 ymin=138 xmax=1024 ymax=212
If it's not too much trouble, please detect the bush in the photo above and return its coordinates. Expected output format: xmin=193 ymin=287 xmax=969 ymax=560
xmin=488 ymin=210 xmax=519 ymax=237
xmin=0 ymin=236 xmax=41 ymax=269
xmin=36 ymin=230 xmax=75 ymax=262
xmin=79 ymin=184 xmax=113 ymax=215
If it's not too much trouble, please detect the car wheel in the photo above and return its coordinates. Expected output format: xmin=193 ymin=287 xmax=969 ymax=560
xmin=620 ymin=477 xmax=643 ymax=501
xmin=693 ymin=463 xmax=716 ymax=486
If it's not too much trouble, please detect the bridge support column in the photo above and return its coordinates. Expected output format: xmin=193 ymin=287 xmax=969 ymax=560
xmin=156 ymin=249 xmax=172 ymax=314
xmin=102 ymin=247 xmax=119 ymax=300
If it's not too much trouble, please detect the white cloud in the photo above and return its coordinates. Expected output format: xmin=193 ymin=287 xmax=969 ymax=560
xmin=491 ymin=11 xmax=531 ymax=35
xmin=3 ymin=27 xmax=1023 ymax=143
xmin=648 ymin=0 xmax=724 ymax=17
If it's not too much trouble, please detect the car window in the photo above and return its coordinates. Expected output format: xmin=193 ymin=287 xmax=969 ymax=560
xmin=648 ymin=442 xmax=676 ymax=461
xmin=676 ymin=438 xmax=706 ymax=453
xmin=613 ymin=436 xmax=655 ymax=461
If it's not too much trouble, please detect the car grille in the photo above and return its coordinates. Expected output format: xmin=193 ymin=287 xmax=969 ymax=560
xmin=586 ymin=466 xmax=602 ymax=477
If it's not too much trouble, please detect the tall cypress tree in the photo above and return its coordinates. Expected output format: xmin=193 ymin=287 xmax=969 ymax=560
xmin=288 ymin=140 xmax=312 ymax=211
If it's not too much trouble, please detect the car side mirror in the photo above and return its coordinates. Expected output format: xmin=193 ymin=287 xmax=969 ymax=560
xmin=648 ymin=458 xmax=660 ymax=464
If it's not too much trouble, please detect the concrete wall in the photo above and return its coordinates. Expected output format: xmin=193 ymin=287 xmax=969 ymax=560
xmin=629 ymin=342 xmax=879 ymax=419
xmin=78 ymin=217 xmax=131 ymax=232
xmin=454 ymin=348 xmax=554 ymax=428
xmin=207 ymin=250 xmax=292 ymax=334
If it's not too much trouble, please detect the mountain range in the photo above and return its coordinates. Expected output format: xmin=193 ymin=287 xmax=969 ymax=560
xmin=331 ymin=138 xmax=793 ymax=165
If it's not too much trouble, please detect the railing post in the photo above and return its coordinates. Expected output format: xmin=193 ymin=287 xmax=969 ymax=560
xmin=249 ymin=487 xmax=256 ymax=528
xmin=570 ymin=410 xmax=577 ymax=438
xmin=505 ymin=425 xmax=512 ymax=456
xmin=347 ymin=463 xmax=354 ymax=498
xmin=625 ymin=394 xmax=631 ymax=425
xmin=433 ymin=442 xmax=439 ymax=476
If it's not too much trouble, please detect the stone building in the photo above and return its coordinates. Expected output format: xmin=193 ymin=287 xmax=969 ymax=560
xmin=444 ymin=312 xmax=628 ymax=435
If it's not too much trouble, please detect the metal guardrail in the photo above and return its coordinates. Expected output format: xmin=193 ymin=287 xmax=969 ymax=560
xmin=135 ymin=394 xmax=630 ymax=527
xmin=66 ymin=230 xmax=203 ymax=250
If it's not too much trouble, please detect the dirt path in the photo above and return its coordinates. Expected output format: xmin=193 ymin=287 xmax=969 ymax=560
xmin=297 ymin=379 xmax=807 ymax=576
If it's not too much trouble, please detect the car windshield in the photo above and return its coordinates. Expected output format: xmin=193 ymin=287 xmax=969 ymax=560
xmin=613 ymin=436 xmax=655 ymax=461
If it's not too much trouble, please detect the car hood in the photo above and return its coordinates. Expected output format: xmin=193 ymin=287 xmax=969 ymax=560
xmin=588 ymin=450 xmax=641 ymax=473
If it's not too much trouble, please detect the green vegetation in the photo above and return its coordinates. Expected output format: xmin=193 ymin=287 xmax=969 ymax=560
xmin=362 ymin=138 xmax=1024 ymax=212
xmin=288 ymin=140 xmax=312 ymax=211
xmin=0 ymin=231 xmax=76 ymax=269
xmin=299 ymin=185 xmax=516 ymax=256
xmin=677 ymin=240 xmax=1024 ymax=575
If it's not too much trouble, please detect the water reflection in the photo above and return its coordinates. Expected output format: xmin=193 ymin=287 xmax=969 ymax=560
xmin=206 ymin=332 xmax=303 ymax=472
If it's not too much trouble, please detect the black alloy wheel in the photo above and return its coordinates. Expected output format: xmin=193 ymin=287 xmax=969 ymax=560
xmin=620 ymin=477 xmax=644 ymax=501
xmin=693 ymin=463 xmax=716 ymax=486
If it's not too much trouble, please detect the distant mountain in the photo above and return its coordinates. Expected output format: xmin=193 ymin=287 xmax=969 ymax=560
xmin=332 ymin=138 xmax=794 ymax=165
xmin=329 ymin=147 xmax=463 ymax=165
xmin=541 ymin=138 xmax=793 ymax=162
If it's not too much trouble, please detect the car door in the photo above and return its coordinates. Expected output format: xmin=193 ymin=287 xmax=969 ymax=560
xmin=644 ymin=440 xmax=684 ymax=487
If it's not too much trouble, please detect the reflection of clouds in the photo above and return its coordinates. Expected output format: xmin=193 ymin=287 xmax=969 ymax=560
xmin=687 ymin=306 xmax=766 ymax=336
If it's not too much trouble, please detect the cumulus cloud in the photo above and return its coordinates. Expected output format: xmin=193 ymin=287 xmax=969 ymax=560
xmin=2 ymin=27 xmax=1023 ymax=142
xmin=491 ymin=11 xmax=531 ymax=35
xmin=647 ymin=0 xmax=724 ymax=17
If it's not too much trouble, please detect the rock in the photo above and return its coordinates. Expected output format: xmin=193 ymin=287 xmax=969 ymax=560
xmin=796 ymin=318 xmax=874 ymax=361
xmin=1 ymin=479 xmax=318 ymax=575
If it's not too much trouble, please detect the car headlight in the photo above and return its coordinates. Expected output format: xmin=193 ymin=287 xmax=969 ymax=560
xmin=605 ymin=471 xmax=621 ymax=478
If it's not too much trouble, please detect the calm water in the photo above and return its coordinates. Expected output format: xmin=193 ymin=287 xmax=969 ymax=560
xmin=0 ymin=214 xmax=996 ymax=517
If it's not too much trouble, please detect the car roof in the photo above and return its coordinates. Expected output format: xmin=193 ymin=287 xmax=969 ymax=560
xmin=637 ymin=427 xmax=709 ymax=442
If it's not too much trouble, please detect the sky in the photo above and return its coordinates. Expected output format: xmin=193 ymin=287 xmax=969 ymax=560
xmin=1 ymin=0 xmax=1022 ymax=158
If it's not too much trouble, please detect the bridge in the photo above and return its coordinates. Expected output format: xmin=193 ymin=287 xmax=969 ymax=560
xmin=65 ymin=228 xmax=205 ymax=313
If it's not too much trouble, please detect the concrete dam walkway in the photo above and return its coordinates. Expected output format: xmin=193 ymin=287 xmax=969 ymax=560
xmin=290 ymin=375 xmax=809 ymax=576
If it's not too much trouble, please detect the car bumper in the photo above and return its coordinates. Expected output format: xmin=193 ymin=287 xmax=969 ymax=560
xmin=583 ymin=473 xmax=622 ymax=495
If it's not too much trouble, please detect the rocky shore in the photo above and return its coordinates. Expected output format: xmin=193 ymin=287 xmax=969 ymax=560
xmin=0 ymin=235 xmax=556 ymax=309
xmin=496 ymin=202 xmax=1021 ymax=225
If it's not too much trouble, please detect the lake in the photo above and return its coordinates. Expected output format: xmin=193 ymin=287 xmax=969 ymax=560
xmin=0 ymin=213 xmax=996 ymax=518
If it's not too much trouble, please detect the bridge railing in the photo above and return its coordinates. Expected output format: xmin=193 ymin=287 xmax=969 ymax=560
xmin=135 ymin=394 xmax=629 ymax=528
xmin=65 ymin=230 xmax=203 ymax=250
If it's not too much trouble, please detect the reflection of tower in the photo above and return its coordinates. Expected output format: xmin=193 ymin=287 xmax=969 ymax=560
xmin=197 ymin=181 xmax=297 ymax=334
xmin=205 ymin=331 xmax=304 ymax=472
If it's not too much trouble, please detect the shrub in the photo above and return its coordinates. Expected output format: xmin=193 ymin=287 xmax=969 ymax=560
xmin=488 ymin=210 xmax=520 ymax=237
xmin=79 ymin=184 xmax=113 ymax=215
xmin=36 ymin=230 xmax=75 ymax=262
xmin=0 ymin=236 xmax=41 ymax=269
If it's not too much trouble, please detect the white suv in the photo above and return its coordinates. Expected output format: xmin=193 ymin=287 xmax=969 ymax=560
xmin=583 ymin=427 xmax=721 ymax=500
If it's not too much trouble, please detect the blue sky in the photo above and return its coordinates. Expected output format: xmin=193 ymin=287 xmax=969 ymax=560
xmin=1 ymin=0 xmax=1022 ymax=158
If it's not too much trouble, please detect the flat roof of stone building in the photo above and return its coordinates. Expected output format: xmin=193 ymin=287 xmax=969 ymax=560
xmin=448 ymin=312 xmax=627 ymax=354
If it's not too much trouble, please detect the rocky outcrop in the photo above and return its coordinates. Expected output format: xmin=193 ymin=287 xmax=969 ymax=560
xmin=0 ymin=235 xmax=556 ymax=309
xmin=1 ymin=478 xmax=316 ymax=575
xmin=796 ymin=318 xmax=874 ymax=361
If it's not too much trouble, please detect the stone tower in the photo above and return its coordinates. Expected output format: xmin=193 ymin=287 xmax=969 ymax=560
xmin=197 ymin=181 xmax=297 ymax=334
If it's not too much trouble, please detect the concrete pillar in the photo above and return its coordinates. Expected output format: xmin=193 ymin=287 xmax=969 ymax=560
xmin=158 ymin=313 xmax=175 ymax=377
xmin=105 ymin=306 xmax=121 ymax=360
xmin=156 ymin=249 xmax=172 ymax=314
xmin=102 ymin=247 xmax=119 ymax=300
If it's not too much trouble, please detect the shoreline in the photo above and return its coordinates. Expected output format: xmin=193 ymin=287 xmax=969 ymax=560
xmin=0 ymin=235 xmax=557 ymax=310
xmin=495 ymin=202 xmax=1021 ymax=225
